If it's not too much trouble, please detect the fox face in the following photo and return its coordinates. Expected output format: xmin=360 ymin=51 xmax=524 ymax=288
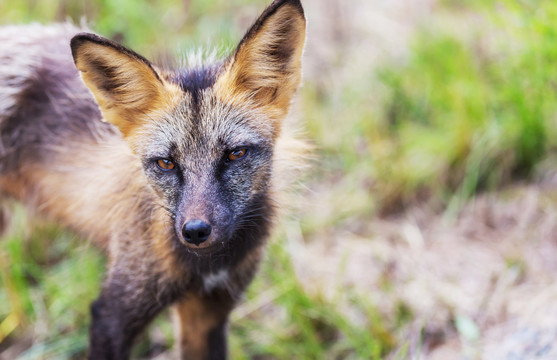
xmin=133 ymin=89 xmax=276 ymax=252
xmin=70 ymin=0 xmax=305 ymax=258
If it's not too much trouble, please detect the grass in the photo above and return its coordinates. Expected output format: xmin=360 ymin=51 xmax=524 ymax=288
xmin=2 ymin=0 xmax=557 ymax=358
xmin=229 ymin=237 xmax=392 ymax=359
xmin=301 ymin=0 xmax=557 ymax=215
xmin=0 ymin=206 xmax=103 ymax=358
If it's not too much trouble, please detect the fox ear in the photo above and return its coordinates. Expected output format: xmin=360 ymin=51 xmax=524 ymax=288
xmin=71 ymin=34 xmax=176 ymax=137
xmin=215 ymin=0 xmax=306 ymax=122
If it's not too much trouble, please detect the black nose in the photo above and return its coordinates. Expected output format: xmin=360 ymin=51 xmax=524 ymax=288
xmin=182 ymin=220 xmax=212 ymax=246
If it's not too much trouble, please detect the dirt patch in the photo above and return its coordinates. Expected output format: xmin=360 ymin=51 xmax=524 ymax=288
xmin=291 ymin=184 xmax=557 ymax=358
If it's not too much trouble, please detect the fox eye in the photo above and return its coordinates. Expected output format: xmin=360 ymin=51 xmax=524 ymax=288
xmin=156 ymin=158 xmax=175 ymax=171
xmin=228 ymin=148 xmax=248 ymax=161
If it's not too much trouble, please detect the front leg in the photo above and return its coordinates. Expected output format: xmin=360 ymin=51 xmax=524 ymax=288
xmin=89 ymin=271 xmax=177 ymax=360
xmin=173 ymin=291 xmax=235 ymax=360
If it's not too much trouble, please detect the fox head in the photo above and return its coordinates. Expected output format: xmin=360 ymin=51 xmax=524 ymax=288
xmin=70 ymin=0 xmax=306 ymax=260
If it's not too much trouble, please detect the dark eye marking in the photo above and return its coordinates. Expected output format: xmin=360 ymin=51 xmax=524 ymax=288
xmin=227 ymin=148 xmax=248 ymax=162
xmin=155 ymin=158 xmax=176 ymax=171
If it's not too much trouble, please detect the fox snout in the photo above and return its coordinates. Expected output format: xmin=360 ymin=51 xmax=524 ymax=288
xmin=182 ymin=219 xmax=212 ymax=246
xmin=176 ymin=214 xmax=218 ymax=249
xmin=173 ymin=194 xmax=233 ymax=250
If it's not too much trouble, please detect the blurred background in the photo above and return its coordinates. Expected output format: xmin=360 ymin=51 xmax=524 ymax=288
xmin=1 ymin=0 xmax=557 ymax=358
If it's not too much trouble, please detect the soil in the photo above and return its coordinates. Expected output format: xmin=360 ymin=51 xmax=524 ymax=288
xmin=294 ymin=183 xmax=557 ymax=359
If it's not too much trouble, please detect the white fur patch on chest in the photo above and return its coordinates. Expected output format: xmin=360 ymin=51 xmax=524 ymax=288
xmin=202 ymin=269 xmax=229 ymax=293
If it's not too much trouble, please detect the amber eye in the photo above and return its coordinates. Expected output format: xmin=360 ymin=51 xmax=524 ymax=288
xmin=156 ymin=158 xmax=175 ymax=170
xmin=228 ymin=148 xmax=248 ymax=161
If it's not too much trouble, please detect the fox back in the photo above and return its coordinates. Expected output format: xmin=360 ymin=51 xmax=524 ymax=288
xmin=0 ymin=0 xmax=306 ymax=358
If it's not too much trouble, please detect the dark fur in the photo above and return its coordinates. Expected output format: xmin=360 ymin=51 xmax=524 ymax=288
xmin=0 ymin=0 xmax=306 ymax=358
xmin=172 ymin=65 xmax=221 ymax=112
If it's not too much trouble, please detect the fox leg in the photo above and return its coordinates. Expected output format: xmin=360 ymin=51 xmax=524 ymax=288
xmin=88 ymin=268 xmax=175 ymax=360
xmin=173 ymin=291 xmax=235 ymax=360
xmin=0 ymin=204 xmax=9 ymax=237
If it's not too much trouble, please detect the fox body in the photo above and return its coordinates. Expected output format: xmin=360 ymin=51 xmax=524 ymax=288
xmin=0 ymin=0 xmax=306 ymax=358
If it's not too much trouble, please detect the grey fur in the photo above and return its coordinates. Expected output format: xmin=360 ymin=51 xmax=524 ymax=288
xmin=0 ymin=23 xmax=113 ymax=172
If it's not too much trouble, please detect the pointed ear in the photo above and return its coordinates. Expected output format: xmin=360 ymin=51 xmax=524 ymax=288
xmin=70 ymin=34 xmax=178 ymax=137
xmin=215 ymin=0 xmax=306 ymax=121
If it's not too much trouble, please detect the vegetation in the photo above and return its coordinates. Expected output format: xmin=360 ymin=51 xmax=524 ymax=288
xmin=374 ymin=0 xmax=557 ymax=212
xmin=304 ymin=0 xmax=557 ymax=215
xmin=1 ymin=0 xmax=556 ymax=358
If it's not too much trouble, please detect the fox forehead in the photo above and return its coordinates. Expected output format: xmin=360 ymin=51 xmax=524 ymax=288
xmin=140 ymin=85 xmax=274 ymax=160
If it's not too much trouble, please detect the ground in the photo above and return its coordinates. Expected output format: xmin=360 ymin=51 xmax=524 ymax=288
xmin=295 ymin=182 xmax=557 ymax=359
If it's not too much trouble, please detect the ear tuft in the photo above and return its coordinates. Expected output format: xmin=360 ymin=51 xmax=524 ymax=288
xmin=215 ymin=0 xmax=306 ymax=122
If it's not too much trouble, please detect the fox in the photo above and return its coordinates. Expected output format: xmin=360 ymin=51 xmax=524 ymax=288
xmin=0 ymin=0 xmax=306 ymax=358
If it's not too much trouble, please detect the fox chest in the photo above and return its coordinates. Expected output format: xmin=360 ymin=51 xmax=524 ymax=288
xmin=202 ymin=269 xmax=230 ymax=293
